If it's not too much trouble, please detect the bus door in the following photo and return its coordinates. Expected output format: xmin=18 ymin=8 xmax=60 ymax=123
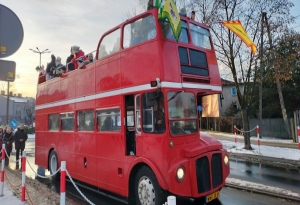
xmin=125 ymin=95 xmax=139 ymax=156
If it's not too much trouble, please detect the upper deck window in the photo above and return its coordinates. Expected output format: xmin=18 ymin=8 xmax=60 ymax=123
xmin=161 ymin=20 xmax=188 ymax=43
xmin=98 ymin=29 xmax=120 ymax=59
xmin=190 ymin=24 xmax=211 ymax=49
xmin=123 ymin=15 xmax=157 ymax=48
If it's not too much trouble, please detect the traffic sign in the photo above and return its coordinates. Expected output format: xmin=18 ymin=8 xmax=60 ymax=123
xmin=0 ymin=4 xmax=24 ymax=58
xmin=0 ymin=60 xmax=16 ymax=81
xmin=10 ymin=119 xmax=18 ymax=129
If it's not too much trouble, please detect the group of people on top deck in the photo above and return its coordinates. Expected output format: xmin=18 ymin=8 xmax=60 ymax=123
xmin=40 ymin=46 xmax=94 ymax=81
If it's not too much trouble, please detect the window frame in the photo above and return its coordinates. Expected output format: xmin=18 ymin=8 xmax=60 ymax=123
xmin=98 ymin=28 xmax=121 ymax=60
xmin=123 ymin=14 xmax=157 ymax=49
xmin=96 ymin=107 xmax=121 ymax=132
xmin=76 ymin=109 xmax=95 ymax=132
xmin=231 ymin=87 xmax=237 ymax=96
xmin=60 ymin=112 xmax=75 ymax=132
xmin=48 ymin=113 xmax=59 ymax=131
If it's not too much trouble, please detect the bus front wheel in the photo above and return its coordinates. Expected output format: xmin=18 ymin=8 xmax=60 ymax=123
xmin=49 ymin=150 xmax=60 ymax=180
xmin=134 ymin=166 xmax=166 ymax=205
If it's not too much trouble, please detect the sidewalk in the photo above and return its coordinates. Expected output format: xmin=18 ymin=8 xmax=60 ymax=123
xmin=0 ymin=164 xmax=79 ymax=205
xmin=0 ymin=183 xmax=23 ymax=205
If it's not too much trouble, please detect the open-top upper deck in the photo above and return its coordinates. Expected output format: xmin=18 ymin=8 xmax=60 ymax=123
xmin=36 ymin=8 xmax=221 ymax=108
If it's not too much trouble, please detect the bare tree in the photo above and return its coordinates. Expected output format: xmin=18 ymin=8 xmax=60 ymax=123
xmin=0 ymin=81 xmax=16 ymax=94
xmin=189 ymin=0 xmax=294 ymax=149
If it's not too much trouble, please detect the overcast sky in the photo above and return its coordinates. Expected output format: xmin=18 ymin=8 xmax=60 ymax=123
xmin=0 ymin=0 xmax=299 ymax=98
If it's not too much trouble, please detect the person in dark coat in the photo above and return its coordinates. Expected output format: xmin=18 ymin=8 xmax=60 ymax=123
xmin=14 ymin=124 xmax=28 ymax=165
xmin=46 ymin=54 xmax=56 ymax=79
xmin=2 ymin=126 xmax=14 ymax=165
xmin=0 ymin=127 xmax=4 ymax=148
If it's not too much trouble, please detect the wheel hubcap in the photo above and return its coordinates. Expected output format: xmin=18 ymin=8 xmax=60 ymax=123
xmin=50 ymin=155 xmax=57 ymax=174
xmin=138 ymin=176 xmax=155 ymax=205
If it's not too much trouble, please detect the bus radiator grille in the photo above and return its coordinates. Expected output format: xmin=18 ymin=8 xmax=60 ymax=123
xmin=211 ymin=153 xmax=223 ymax=188
xmin=195 ymin=157 xmax=210 ymax=193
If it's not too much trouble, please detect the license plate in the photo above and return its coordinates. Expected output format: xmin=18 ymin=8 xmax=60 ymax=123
xmin=206 ymin=191 xmax=220 ymax=203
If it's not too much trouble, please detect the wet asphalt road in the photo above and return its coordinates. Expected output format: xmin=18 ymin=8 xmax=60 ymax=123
xmin=229 ymin=158 xmax=300 ymax=193
xmin=7 ymin=139 xmax=300 ymax=205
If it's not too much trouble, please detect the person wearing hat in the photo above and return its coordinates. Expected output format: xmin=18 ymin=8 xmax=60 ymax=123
xmin=53 ymin=57 xmax=66 ymax=77
xmin=71 ymin=46 xmax=86 ymax=69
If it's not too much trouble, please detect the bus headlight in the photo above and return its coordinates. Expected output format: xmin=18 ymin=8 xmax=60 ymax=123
xmin=224 ymin=154 xmax=229 ymax=166
xmin=176 ymin=166 xmax=185 ymax=182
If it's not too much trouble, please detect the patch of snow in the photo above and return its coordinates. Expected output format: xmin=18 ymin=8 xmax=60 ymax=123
xmin=226 ymin=178 xmax=300 ymax=198
xmin=28 ymin=134 xmax=35 ymax=139
xmin=206 ymin=131 xmax=294 ymax=144
xmin=220 ymin=140 xmax=300 ymax=161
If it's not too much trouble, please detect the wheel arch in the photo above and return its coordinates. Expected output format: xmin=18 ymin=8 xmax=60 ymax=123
xmin=127 ymin=158 xmax=168 ymax=197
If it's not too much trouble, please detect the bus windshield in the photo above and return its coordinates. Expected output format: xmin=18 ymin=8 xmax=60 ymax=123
xmin=190 ymin=23 xmax=211 ymax=49
xmin=160 ymin=20 xmax=188 ymax=43
xmin=167 ymin=92 xmax=198 ymax=135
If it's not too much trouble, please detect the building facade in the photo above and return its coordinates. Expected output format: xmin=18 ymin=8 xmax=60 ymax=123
xmin=0 ymin=91 xmax=35 ymax=126
xmin=218 ymin=79 xmax=244 ymax=116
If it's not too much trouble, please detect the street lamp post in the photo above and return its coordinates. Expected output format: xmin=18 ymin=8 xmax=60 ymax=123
xmin=29 ymin=47 xmax=51 ymax=68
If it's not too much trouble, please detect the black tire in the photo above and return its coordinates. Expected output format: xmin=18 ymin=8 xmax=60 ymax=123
xmin=134 ymin=166 xmax=166 ymax=205
xmin=48 ymin=150 xmax=60 ymax=180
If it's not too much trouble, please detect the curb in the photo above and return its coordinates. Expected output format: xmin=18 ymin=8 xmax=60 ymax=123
xmin=225 ymin=182 xmax=300 ymax=202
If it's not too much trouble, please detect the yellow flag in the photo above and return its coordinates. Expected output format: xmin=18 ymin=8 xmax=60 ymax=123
xmin=159 ymin=0 xmax=182 ymax=41
xmin=221 ymin=20 xmax=257 ymax=54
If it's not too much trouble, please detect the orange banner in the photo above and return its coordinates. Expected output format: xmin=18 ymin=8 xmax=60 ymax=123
xmin=221 ymin=20 xmax=257 ymax=54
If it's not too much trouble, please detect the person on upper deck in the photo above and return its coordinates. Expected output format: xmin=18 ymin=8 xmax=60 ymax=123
xmin=66 ymin=47 xmax=75 ymax=72
xmin=46 ymin=55 xmax=56 ymax=80
xmin=147 ymin=0 xmax=154 ymax=10
xmin=53 ymin=57 xmax=66 ymax=77
xmin=71 ymin=46 xmax=86 ymax=69
xmin=78 ymin=53 xmax=94 ymax=69
xmin=130 ymin=28 xmax=142 ymax=46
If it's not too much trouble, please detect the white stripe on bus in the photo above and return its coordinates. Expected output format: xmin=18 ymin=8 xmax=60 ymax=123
xmin=35 ymin=82 xmax=221 ymax=110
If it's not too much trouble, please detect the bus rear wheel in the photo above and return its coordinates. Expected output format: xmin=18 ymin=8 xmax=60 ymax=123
xmin=134 ymin=166 xmax=166 ymax=205
xmin=49 ymin=150 xmax=60 ymax=180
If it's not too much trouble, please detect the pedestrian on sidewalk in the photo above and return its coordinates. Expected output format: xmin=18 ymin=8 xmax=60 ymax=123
xmin=0 ymin=127 xmax=4 ymax=145
xmin=2 ymin=126 xmax=14 ymax=165
xmin=14 ymin=124 xmax=28 ymax=166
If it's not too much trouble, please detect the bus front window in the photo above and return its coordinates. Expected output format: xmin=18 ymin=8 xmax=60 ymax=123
xmin=160 ymin=20 xmax=188 ymax=43
xmin=167 ymin=92 xmax=198 ymax=135
xmin=142 ymin=91 xmax=165 ymax=133
xmin=190 ymin=23 xmax=211 ymax=49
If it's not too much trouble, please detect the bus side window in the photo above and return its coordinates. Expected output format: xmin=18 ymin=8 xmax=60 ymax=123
xmin=49 ymin=114 xmax=59 ymax=131
xmin=97 ymin=108 xmax=121 ymax=132
xmin=60 ymin=113 xmax=74 ymax=131
xmin=77 ymin=110 xmax=94 ymax=131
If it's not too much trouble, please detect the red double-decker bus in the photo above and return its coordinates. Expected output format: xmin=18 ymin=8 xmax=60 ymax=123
xmin=35 ymin=8 xmax=229 ymax=205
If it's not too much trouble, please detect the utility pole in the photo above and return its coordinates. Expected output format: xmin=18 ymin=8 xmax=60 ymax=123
xmin=6 ymin=81 xmax=9 ymax=125
xmin=264 ymin=13 xmax=291 ymax=138
xmin=259 ymin=12 xmax=266 ymax=138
